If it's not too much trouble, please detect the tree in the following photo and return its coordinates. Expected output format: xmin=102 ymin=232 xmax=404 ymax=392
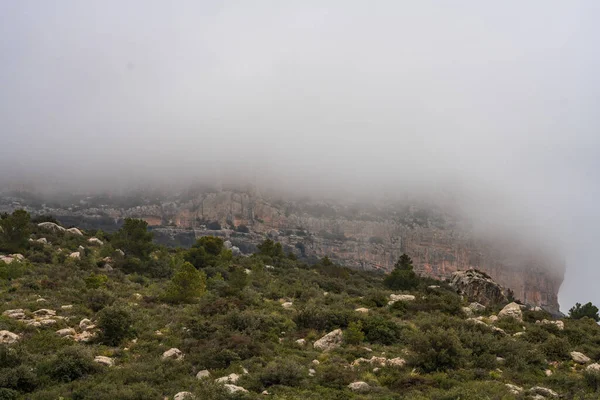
xmin=257 ymin=239 xmax=284 ymax=259
xmin=184 ymin=236 xmax=226 ymax=269
xmin=164 ymin=261 xmax=207 ymax=303
xmin=569 ymin=302 xmax=600 ymax=322
xmin=97 ymin=306 xmax=135 ymax=346
xmin=0 ymin=210 xmax=31 ymax=253
xmin=384 ymin=253 xmax=419 ymax=290
xmin=111 ymin=218 xmax=154 ymax=258
xmin=344 ymin=321 xmax=365 ymax=345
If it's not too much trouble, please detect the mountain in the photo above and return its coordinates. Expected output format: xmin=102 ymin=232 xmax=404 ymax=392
xmin=0 ymin=188 xmax=564 ymax=313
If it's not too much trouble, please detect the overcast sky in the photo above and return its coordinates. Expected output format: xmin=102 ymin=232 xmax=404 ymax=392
xmin=1 ymin=1 xmax=599 ymax=311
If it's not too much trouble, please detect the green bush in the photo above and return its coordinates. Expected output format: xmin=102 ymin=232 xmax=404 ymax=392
xmin=259 ymin=358 xmax=306 ymax=387
xmin=97 ymin=306 xmax=135 ymax=345
xmin=164 ymin=261 xmax=207 ymax=303
xmin=86 ymin=288 xmax=115 ymax=312
xmin=344 ymin=321 xmax=365 ymax=345
xmin=42 ymin=346 xmax=98 ymax=383
xmin=408 ymin=328 xmax=467 ymax=372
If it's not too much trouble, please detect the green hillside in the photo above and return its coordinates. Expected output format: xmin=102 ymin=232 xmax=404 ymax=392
xmin=1 ymin=211 xmax=599 ymax=399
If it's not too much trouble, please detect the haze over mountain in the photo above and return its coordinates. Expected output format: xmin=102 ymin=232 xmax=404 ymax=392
xmin=1 ymin=1 xmax=599 ymax=311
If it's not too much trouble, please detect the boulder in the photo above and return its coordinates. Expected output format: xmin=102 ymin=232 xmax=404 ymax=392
xmin=36 ymin=237 xmax=48 ymax=244
xmin=387 ymin=357 xmax=406 ymax=367
xmin=67 ymin=227 xmax=84 ymax=236
xmin=314 ymin=329 xmax=343 ymax=351
xmin=88 ymin=237 xmax=104 ymax=246
xmin=224 ymin=240 xmax=233 ymax=249
xmin=79 ymin=318 xmax=95 ymax=330
xmin=3 ymin=309 xmax=26 ymax=319
xmin=388 ymin=294 xmax=415 ymax=305
xmin=0 ymin=255 xmax=16 ymax=264
xmin=347 ymin=381 xmax=370 ymax=392
xmin=56 ymin=328 xmax=76 ymax=337
xmin=0 ymin=330 xmax=19 ymax=344
xmin=223 ymin=384 xmax=248 ymax=394
xmin=61 ymin=305 xmax=73 ymax=310
xmin=281 ymin=302 xmax=293 ymax=309
xmin=570 ymin=351 xmax=591 ymax=364
xmin=94 ymin=356 xmax=114 ymax=367
xmin=498 ymin=302 xmax=523 ymax=322
xmin=116 ymin=249 xmax=125 ymax=256
xmin=162 ymin=348 xmax=184 ymax=360
xmin=231 ymin=246 xmax=241 ymax=256
xmin=38 ymin=222 xmax=66 ymax=233
xmin=215 ymin=373 xmax=240 ymax=384
xmin=586 ymin=363 xmax=600 ymax=373
xmin=33 ymin=309 xmax=56 ymax=317
xmin=69 ymin=252 xmax=81 ymax=259
xmin=505 ymin=383 xmax=523 ymax=395
xmin=196 ymin=370 xmax=211 ymax=379
xmin=449 ymin=269 xmax=508 ymax=306
xmin=174 ymin=392 xmax=194 ymax=400
xmin=74 ymin=331 xmax=95 ymax=342
xmin=312 ymin=359 xmax=320 ymax=366
xmin=295 ymin=338 xmax=307 ymax=346
xmin=529 ymin=386 xmax=559 ymax=398
xmin=462 ymin=307 xmax=474 ymax=317
xmin=308 ymin=368 xmax=316 ymax=376
xmin=469 ymin=302 xmax=486 ymax=312
xmin=352 ymin=356 xmax=387 ymax=367
xmin=354 ymin=307 xmax=369 ymax=313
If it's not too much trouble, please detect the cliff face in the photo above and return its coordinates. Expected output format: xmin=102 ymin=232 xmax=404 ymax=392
xmin=0 ymin=189 xmax=564 ymax=312
xmin=159 ymin=191 xmax=563 ymax=313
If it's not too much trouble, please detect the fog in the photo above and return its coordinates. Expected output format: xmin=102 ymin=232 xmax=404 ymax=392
xmin=1 ymin=1 xmax=599 ymax=311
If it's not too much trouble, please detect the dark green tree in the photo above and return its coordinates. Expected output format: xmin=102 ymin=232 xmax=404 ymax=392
xmin=111 ymin=218 xmax=154 ymax=258
xmin=184 ymin=236 xmax=226 ymax=269
xmin=97 ymin=306 xmax=135 ymax=346
xmin=164 ymin=261 xmax=207 ymax=303
xmin=0 ymin=210 xmax=31 ymax=253
xmin=257 ymin=239 xmax=284 ymax=258
xmin=569 ymin=302 xmax=600 ymax=322
xmin=384 ymin=253 xmax=419 ymax=290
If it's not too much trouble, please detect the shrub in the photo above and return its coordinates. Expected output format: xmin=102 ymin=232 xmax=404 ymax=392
xmin=43 ymin=346 xmax=98 ymax=383
xmin=84 ymin=273 xmax=108 ymax=289
xmin=97 ymin=306 xmax=135 ymax=345
xmin=344 ymin=321 xmax=365 ymax=345
xmin=0 ymin=210 xmax=30 ymax=253
xmin=570 ymin=302 xmax=600 ymax=322
xmin=111 ymin=218 xmax=154 ymax=259
xmin=259 ymin=358 xmax=305 ymax=387
xmin=362 ymin=316 xmax=403 ymax=345
xmin=408 ymin=328 xmax=467 ymax=372
xmin=164 ymin=261 xmax=207 ymax=303
xmin=540 ymin=336 xmax=571 ymax=361
xmin=86 ymin=288 xmax=115 ymax=312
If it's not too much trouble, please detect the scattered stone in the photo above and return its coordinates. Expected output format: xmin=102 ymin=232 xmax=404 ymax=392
xmin=428 ymin=285 xmax=440 ymax=289
xmin=462 ymin=307 xmax=474 ymax=317
xmin=314 ymin=329 xmax=343 ymax=352
xmin=545 ymin=369 xmax=553 ymax=376
xmin=570 ymin=351 xmax=591 ymax=364
xmin=61 ymin=305 xmax=73 ymax=310
xmin=488 ymin=315 xmax=499 ymax=323
xmin=196 ymin=370 xmax=211 ymax=379
xmin=215 ymin=373 xmax=240 ymax=384
xmin=224 ymin=240 xmax=233 ymax=249
xmin=3 ymin=309 xmax=26 ymax=319
xmin=505 ymin=383 xmax=523 ymax=395
xmin=33 ymin=309 xmax=56 ymax=317
xmin=352 ymin=356 xmax=387 ymax=367
xmin=36 ymin=237 xmax=48 ymax=244
xmin=513 ymin=331 xmax=526 ymax=337
xmin=308 ymin=368 xmax=316 ymax=376
xmin=75 ymin=331 xmax=95 ymax=342
xmin=491 ymin=326 xmax=507 ymax=335
xmin=312 ymin=359 xmax=320 ymax=366
xmin=586 ymin=363 xmax=600 ymax=373
xmin=295 ymin=338 xmax=306 ymax=346
xmin=536 ymin=319 xmax=564 ymax=330
xmin=354 ymin=307 xmax=369 ymax=313
xmin=115 ymin=249 xmax=125 ymax=256
xmin=132 ymin=293 xmax=143 ymax=300
xmin=388 ymin=294 xmax=416 ymax=305
xmin=94 ymin=356 xmax=114 ymax=367
xmin=38 ymin=222 xmax=66 ymax=233
xmin=265 ymin=265 xmax=275 ymax=270
xmin=261 ymin=390 xmax=269 ymax=395
xmin=0 ymin=330 xmax=19 ymax=344
xmin=467 ymin=317 xmax=488 ymax=327
xmin=35 ymin=298 xmax=47 ymax=303
xmin=88 ymin=237 xmax=104 ymax=246
xmin=79 ymin=318 xmax=95 ymax=330
xmin=231 ymin=246 xmax=241 ymax=256
xmin=469 ymin=302 xmax=486 ymax=312
xmin=529 ymin=386 xmax=559 ymax=398
xmin=387 ymin=357 xmax=406 ymax=367
xmin=174 ymin=392 xmax=194 ymax=400
xmin=281 ymin=302 xmax=293 ymax=309
xmin=348 ymin=381 xmax=370 ymax=392
xmin=162 ymin=348 xmax=184 ymax=360
xmin=69 ymin=252 xmax=81 ymax=259
xmin=244 ymin=269 xmax=252 ymax=275
xmin=56 ymin=328 xmax=76 ymax=337
xmin=498 ymin=302 xmax=523 ymax=322
xmin=223 ymin=384 xmax=248 ymax=394
xmin=67 ymin=227 xmax=84 ymax=236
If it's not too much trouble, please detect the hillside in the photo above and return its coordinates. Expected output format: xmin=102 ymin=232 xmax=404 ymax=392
xmin=0 ymin=189 xmax=565 ymax=313
xmin=0 ymin=212 xmax=599 ymax=399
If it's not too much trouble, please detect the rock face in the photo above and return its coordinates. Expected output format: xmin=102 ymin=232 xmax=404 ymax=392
xmin=313 ymin=329 xmax=343 ymax=352
xmin=10 ymin=189 xmax=565 ymax=312
xmin=450 ymin=270 xmax=507 ymax=306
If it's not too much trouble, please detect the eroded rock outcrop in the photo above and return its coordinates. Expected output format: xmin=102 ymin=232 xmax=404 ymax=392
xmin=450 ymin=270 xmax=507 ymax=306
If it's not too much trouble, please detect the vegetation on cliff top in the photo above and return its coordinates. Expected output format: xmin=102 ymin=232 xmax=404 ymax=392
xmin=0 ymin=210 xmax=600 ymax=399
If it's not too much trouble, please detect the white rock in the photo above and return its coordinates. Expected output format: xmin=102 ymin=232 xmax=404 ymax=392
xmin=513 ymin=331 xmax=526 ymax=337
xmin=570 ymin=351 xmax=591 ymax=364
xmin=61 ymin=305 xmax=73 ymax=310
xmin=79 ymin=318 xmax=95 ymax=330
xmin=469 ymin=302 xmax=486 ymax=312
xmin=0 ymin=330 xmax=19 ymax=344
xmin=56 ymin=328 xmax=77 ymax=337
xmin=348 ymin=381 xmax=370 ymax=392
xmin=529 ymin=386 xmax=559 ymax=398
xmin=354 ymin=307 xmax=369 ymax=313
xmin=37 ymin=222 xmax=66 ymax=232
xmin=215 ymin=373 xmax=240 ymax=384
xmin=67 ymin=227 xmax=83 ymax=236
xmin=3 ymin=309 xmax=26 ymax=319
xmin=352 ymin=356 xmax=387 ymax=367
xmin=94 ymin=356 xmax=114 ymax=367
xmin=265 ymin=265 xmax=275 ymax=270
xmin=281 ymin=302 xmax=293 ymax=309
xmin=462 ymin=307 xmax=474 ymax=317
xmin=36 ymin=298 xmax=47 ymax=303
xmin=312 ymin=359 xmax=320 ymax=366
xmin=488 ymin=315 xmax=499 ymax=323
xmin=74 ymin=330 xmax=95 ymax=342
xmin=33 ymin=309 xmax=56 ymax=317
xmin=545 ymin=369 xmax=553 ymax=376
xmin=536 ymin=319 xmax=565 ymax=330
xmin=115 ymin=249 xmax=125 ymax=256
xmin=162 ymin=348 xmax=184 ymax=360
xmin=88 ymin=237 xmax=104 ymax=246
xmin=196 ymin=369 xmax=211 ymax=379
xmin=224 ymin=240 xmax=233 ymax=249
xmin=295 ymin=338 xmax=307 ymax=346
xmin=223 ymin=384 xmax=248 ymax=394
xmin=244 ymin=268 xmax=252 ymax=275
xmin=173 ymin=392 xmax=194 ymax=400
xmin=313 ymin=329 xmax=343 ymax=352
xmin=36 ymin=237 xmax=48 ymax=244
xmin=387 ymin=357 xmax=406 ymax=367
xmin=69 ymin=252 xmax=81 ymax=259
xmin=505 ymin=383 xmax=523 ymax=395
xmin=586 ymin=363 xmax=600 ymax=373
xmin=498 ymin=302 xmax=523 ymax=322
xmin=308 ymin=368 xmax=316 ymax=376
xmin=388 ymin=294 xmax=416 ymax=305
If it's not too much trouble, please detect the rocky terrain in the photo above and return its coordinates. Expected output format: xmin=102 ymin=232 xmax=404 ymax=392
xmin=0 ymin=188 xmax=565 ymax=313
